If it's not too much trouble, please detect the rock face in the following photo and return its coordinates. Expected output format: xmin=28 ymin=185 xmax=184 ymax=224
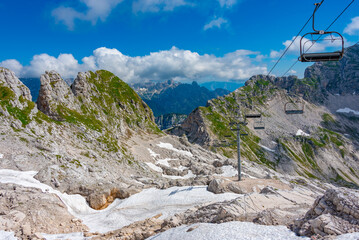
xmin=169 ymin=107 xmax=212 ymax=146
xmin=37 ymin=71 xmax=80 ymax=120
xmin=293 ymin=188 xmax=359 ymax=237
xmin=305 ymin=44 xmax=359 ymax=95
xmin=0 ymin=67 xmax=32 ymax=108
xmin=155 ymin=113 xmax=187 ymax=130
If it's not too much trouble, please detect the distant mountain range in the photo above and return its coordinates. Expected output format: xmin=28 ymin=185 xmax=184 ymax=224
xmin=200 ymin=81 xmax=245 ymax=92
xmin=133 ymin=81 xmax=231 ymax=117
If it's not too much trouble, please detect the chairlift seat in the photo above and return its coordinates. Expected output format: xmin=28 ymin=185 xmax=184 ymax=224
xmin=245 ymin=113 xmax=261 ymax=118
xmin=299 ymin=51 xmax=342 ymax=62
xmin=285 ymin=109 xmax=304 ymax=115
xmin=284 ymin=101 xmax=304 ymax=115
xmin=253 ymin=123 xmax=265 ymax=129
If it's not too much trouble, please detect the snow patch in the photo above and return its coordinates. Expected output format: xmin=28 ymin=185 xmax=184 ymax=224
xmin=259 ymin=144 xmax=275 ymax=153
xmin=157 ymin=158 xmax=173 ymax=167
xmin=0 ymin=153 xmax=3 ymax=159
xmin=145 ymin=162 xmax=163 ymax=173
xmin=0 ymin=169 xmax=239 ymax=234
xmin=148 ymin=221 xmax=310 ymax=240
xmin=336 ymin=107 xmax=359 ymax=115
xmin=0 ymin=230 xmax=17 ymax=240
xmin=157 ymin=142 xmax=193 ymax=157
xmin=296 ymin=129 xmax=310 ymax=137
xmin=42 ymin=232 xmax=89 ymax=240
xmin=147 ymin=148 xmax=160 ymax=158
xmin=215 ymin=165 xmax=238 ymax=177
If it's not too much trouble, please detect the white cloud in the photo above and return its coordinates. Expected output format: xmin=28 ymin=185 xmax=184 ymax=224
xmin=132 ymin=0 xmax=191 ymax=13
xmin=344 ymin=16 xmax=359 ymax=35
xmin=2 ymin=47 xmax=267 ymax=82
xmin=0 ymin=59 xmax=23 ymax=76
xmin=218 ymin=0 xmax=237 ymax=8
xmin=52 ymin=0 xmax=123 ymax=30
xmin=204 ymin=17 xmax=228 ymax=30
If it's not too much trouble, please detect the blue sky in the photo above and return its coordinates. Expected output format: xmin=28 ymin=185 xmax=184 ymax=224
xmin=0 ymin=0 xmax=358 ymax=83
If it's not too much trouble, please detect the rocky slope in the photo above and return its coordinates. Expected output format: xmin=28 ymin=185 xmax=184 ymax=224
xmin=171 ymin=44 xmax=359 ymax=190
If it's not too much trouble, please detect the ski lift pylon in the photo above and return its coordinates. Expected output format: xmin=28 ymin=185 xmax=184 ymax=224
xmin=299 ymin=2 xmax=344 ymax=62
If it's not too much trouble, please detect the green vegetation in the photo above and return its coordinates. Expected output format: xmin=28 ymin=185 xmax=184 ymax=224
xmin=56 ymin=105 xmax=103 ymax=132
xmin=69 ymin=159 xmax=82 ymax=168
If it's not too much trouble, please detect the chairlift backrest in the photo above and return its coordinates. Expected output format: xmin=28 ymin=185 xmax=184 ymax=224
xmin=284 ymin=101 xmax=304 ymax=115
xmin=253 ymin=118 xmax=265 ymax=130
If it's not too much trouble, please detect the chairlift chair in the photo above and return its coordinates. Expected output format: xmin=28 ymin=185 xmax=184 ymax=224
xmin=299 ymin=2 xmax=344 ymax=63
xmin=253 ymin=117 xmax=265 ymax=130
xmin=284 ymin=101 xmax=304 ymax=115
xmin=245 ymin=112 xmax=261 ymax=118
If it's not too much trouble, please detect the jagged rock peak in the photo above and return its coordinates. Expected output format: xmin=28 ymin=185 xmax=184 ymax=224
xmin=71 ymin=71 xmax=92 ymax=97
xmin=0 ymin=67 xmax=32 ymax=104
xmin=37 ymin=70 xmax=79 ymax=121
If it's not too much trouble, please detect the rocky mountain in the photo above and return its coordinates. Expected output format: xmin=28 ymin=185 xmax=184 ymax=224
xmin=131 ymin=80 xmax=180 ymax=100
xmin=133 ymin=80 xmax=230 ymax=129
xmin=200 ymin=81 xmax=245 ymax=92
xmin=171 ymin=44 xmax=359 ymax=190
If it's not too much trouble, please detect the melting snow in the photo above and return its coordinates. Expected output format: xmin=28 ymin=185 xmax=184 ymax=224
xmin=145 ymin=162 xmax=163 ymax=173
xmin=296 ymin=129 xmax=310 ymax=137
xmin=0 ymin=153 xmax=3 ymax=159
xmin=215 ymin=165 xmax=238 ymax=177
xmin=42 ymin=232 xmax=89 ymax=240
xmin=157 ymin=142 xmax=193 ymax=157
xmin=0 ymin=230 xmax=17 ymax=240
xmin=147 ymin=221 xmax=310 ymax=240
xmin=147 ymin=148 xmax=160 ymax=158
xmin=259 ymin=144 xmax=275 ymax=153
xmin=336 ymin=107 xmax=359 ymax=115
xmin=157 ymin=158 xmax=173 ymax=167
xmin=0 ymin=169 xmax=240 ymax=234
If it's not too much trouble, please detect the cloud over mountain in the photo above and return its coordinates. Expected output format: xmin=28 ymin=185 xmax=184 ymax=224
xmin=0 ymin=47 xmax=267 ymax=82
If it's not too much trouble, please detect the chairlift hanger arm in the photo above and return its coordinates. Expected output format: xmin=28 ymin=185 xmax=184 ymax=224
xmin=312 ymin=1 xmax=325 ymax=32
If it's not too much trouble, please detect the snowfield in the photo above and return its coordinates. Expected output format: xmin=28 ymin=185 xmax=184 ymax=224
xmin=0 ymin=169 xmax=239 ymax=233
xmin=157 ymin=142 xmax=193 ymax=157
xmin=148 ymin=222 xmax=359 ymax=240
xmin=0 ymin=230 xmax=17 ymax=240
xmin=148 ymin=222 xmax=310 ymax=240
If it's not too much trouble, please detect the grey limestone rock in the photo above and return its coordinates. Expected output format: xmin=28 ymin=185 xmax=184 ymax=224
xmin=293 ymin=188 xmax=359 ymax=237
xmin=37 ymin=70 xmax=80 ymax=120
